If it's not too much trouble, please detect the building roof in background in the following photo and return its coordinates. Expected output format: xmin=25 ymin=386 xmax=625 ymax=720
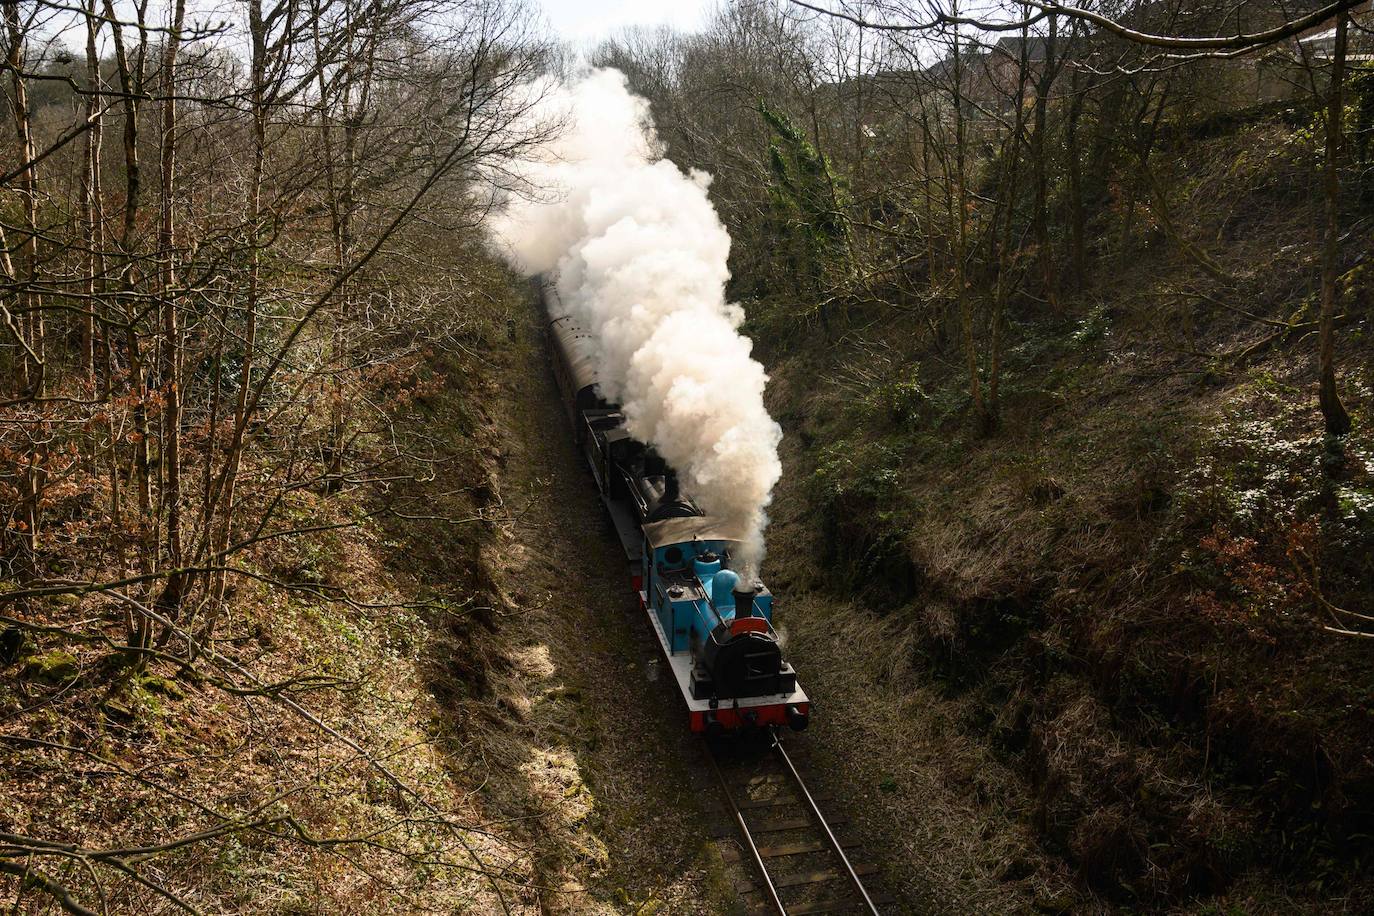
xmin=992 ymin=36 xmax=1049 ymax=60
xmin=1296 ymin=3 xmax=1374 ymax=54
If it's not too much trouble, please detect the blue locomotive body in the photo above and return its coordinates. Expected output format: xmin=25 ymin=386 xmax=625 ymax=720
xmin=644 ymin=529 xmax=773 ymax=652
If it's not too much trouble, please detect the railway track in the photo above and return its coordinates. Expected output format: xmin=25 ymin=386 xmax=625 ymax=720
xmin=708 ymin=730 xmax=892 ymax=915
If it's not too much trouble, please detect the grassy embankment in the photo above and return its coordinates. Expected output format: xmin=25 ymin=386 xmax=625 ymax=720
xmin=1 ymin=268 xmax=733 ymax=914
xmin=0 ymin=298 xmax=519 ymax=911
xmin=750 ymin=104 xmax=1374 ymax=912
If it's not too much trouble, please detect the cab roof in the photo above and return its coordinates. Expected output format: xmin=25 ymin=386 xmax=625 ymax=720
xmin=643 ymin=515 xmax=745 ymax=550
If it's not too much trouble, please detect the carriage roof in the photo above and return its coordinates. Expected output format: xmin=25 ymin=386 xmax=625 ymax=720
xmin=543 ymin=281 xmax=601 ymax=397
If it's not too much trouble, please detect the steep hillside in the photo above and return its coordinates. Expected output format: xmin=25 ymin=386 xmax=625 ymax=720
xmin=747 ymin=104 xmax=1374 ymax=912
xmin=0 ymin=288 xmax=530 ymax=912
xmin=0 ymin=274 xmax=736 ymax=914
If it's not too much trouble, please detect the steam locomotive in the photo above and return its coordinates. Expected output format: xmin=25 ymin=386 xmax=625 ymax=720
xmin=542 ymin=281 xmax=810 ymax=734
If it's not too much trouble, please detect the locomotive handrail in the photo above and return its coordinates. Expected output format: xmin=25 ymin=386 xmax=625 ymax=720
xmin=703 ymin=598 xmax=778 ymax=648
xmin=693 ymin=578 xmax=772 ymax=629
xmin=706 ymin=620 xmax=769 ymax=648
xmin=696 ymin=597 xmax=724 ymax=634
xmin=729 ymin=617 xmax=769 ymax=635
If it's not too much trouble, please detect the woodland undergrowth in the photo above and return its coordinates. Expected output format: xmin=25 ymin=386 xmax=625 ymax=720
xmin=757 ymin=101 xmax=1374 ymax=909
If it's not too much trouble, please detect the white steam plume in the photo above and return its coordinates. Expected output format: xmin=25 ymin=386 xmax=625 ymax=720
xmin=492 ymin=69 xmax=782 ymax=569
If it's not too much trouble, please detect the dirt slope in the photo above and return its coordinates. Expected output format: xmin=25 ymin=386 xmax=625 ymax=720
xmin=448 ymin=289 xmax=741 ymax=914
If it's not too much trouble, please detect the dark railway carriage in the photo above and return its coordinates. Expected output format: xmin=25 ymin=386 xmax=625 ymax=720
xmin=543 ymin=280 xmax=810 ymax=734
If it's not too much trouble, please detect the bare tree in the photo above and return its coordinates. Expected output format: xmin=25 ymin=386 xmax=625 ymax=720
xmin=0 ymin=0 xmax=553 ymax=909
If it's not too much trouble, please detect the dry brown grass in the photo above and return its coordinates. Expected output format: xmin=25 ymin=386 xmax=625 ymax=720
xmin=401 ymin=296 xmax=737 ymax=915
xmin=748 ymin=104 xmax=1374 ymax=914
xmin=0 ymin=477 xmax=534 ymax=914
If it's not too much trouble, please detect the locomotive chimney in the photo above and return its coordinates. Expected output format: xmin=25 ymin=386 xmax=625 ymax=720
xmin=664 ymin=472 xmax=680 ymax=502
xmin=732 ymin=584 xmax=756 ymax=618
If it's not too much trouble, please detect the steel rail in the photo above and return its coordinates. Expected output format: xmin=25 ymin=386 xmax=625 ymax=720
xmin=772 ymin=730 xmax=882 ymax=915
xmin=707 ymin=746 xmax=787 ymax=915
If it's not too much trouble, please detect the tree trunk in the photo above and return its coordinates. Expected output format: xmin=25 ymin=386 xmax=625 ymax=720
xmin=82 ymin=0 xmax=105 ymax=386
xmin=1318 ymin=12 xmax=1352 ymax=437
xmin=103 ymin=0 xmax=153 ymax=563
xmin=1066 ymin=67 xmax=1086 ymax=294
xmin=205 ymin=0 xmax=268 ymax=644
xmin=988 ymin=24 xmax=1032 ymax=431
xmin=949 ymin=12 xmax=984 ymax=422
xmin=1031 ymin=13 xmax=1058 ymax=312
xmin=155 ymin=0 xmax=188 ymax=619
xmin=5 ymin=0 xmax=43 ymax=565
xmin=5 ymin=0 xmax=42 ymax=399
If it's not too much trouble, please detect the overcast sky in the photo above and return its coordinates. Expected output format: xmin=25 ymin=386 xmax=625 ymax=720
xmin=539 ymin=0 xmax=715 ymax=42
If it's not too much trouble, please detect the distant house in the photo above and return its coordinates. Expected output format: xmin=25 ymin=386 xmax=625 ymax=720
xmin=822 ymin=2 xmax=1373 ymax=146
xmin=982 ymin=36 xmax=1052 ymax=112
xmin=1296 ymin=3 xmax=1374 ymax=61
xmin=1246 ymin=2 xmax=1374 ymax=103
